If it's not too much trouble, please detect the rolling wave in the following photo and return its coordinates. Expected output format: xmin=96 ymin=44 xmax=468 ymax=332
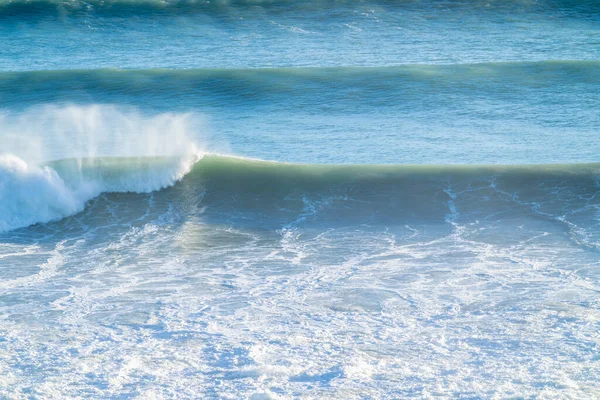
xmin=0 ymin=154 xmax=201 ymax=232
xmin=3 ymin=154 xmax=600 ymax=232
xmin=2 ymin=61 xmax=599 ymax=107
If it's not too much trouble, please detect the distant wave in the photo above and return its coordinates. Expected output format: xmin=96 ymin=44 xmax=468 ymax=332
xmin=0 ymin=154 xmax=202 ymax=232
xmin=3 ymin=154 xmax=600 ymax=232
xmin=2 ymin=61 xmax=599 ymax=106
xmin=0 ymin=0 xmax=597 ymax=18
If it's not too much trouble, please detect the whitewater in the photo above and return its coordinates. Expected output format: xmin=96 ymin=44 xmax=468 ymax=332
xmin=1 ymin=1 xmax=600 ymax=398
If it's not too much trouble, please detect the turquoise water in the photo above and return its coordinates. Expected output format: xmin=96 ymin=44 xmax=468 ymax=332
xmin=1 ymin=1 xmax=600 ymax=398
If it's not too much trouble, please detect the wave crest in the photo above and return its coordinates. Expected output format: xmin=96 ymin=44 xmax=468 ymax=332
xmin=3 ymin=154 xmax=600 ymax=232
xmin=0 ymin=104 xmax=204 ymax=232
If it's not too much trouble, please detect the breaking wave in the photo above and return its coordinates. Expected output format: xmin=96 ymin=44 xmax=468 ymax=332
xmin=3 ymin=153 xmax=600 ymax=232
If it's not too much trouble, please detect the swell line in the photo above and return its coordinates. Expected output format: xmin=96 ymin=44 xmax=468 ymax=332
xmin=1 ymin=0 xmax=597 ymax=18
xmin=1 ymin=61 xmax=599 ymax=106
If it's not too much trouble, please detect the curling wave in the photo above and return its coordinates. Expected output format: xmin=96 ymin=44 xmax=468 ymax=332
xmin=3 ymin=154 xmax=600 ymax=232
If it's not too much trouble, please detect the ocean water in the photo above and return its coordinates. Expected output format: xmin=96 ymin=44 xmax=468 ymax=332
xmin=1 ymin=0 xmax=600 ymax=398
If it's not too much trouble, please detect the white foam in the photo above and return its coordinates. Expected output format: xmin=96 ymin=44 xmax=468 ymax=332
xmin=0 ymin=104 xmax=206 ymax=163
xmin=0 ymin=154 xmax=87 ymax=232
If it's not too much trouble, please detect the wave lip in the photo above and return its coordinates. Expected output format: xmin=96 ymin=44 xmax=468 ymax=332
xmin=185 ymin=155 xmax=600 ymax=203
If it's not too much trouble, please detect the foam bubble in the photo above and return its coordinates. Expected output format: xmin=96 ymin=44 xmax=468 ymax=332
xmin=0 ymin=104 xmax=205 ymax=163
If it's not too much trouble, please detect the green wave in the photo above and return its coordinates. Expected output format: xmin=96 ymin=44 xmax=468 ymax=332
xmin=2 ymin=61 xmax=599 ymax=106
xmin=49 ymin=154 xmax=600 ymax=196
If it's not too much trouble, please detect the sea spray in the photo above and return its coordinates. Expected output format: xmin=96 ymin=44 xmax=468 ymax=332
xmin=0 ymin=104 xmax=205 ymax=163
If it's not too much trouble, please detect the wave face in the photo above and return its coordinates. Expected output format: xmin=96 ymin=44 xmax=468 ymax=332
xmin=5 ymin=154 xmax=600 ymax=232
xmin=183 ymin=155 xmax=600 ymax=217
